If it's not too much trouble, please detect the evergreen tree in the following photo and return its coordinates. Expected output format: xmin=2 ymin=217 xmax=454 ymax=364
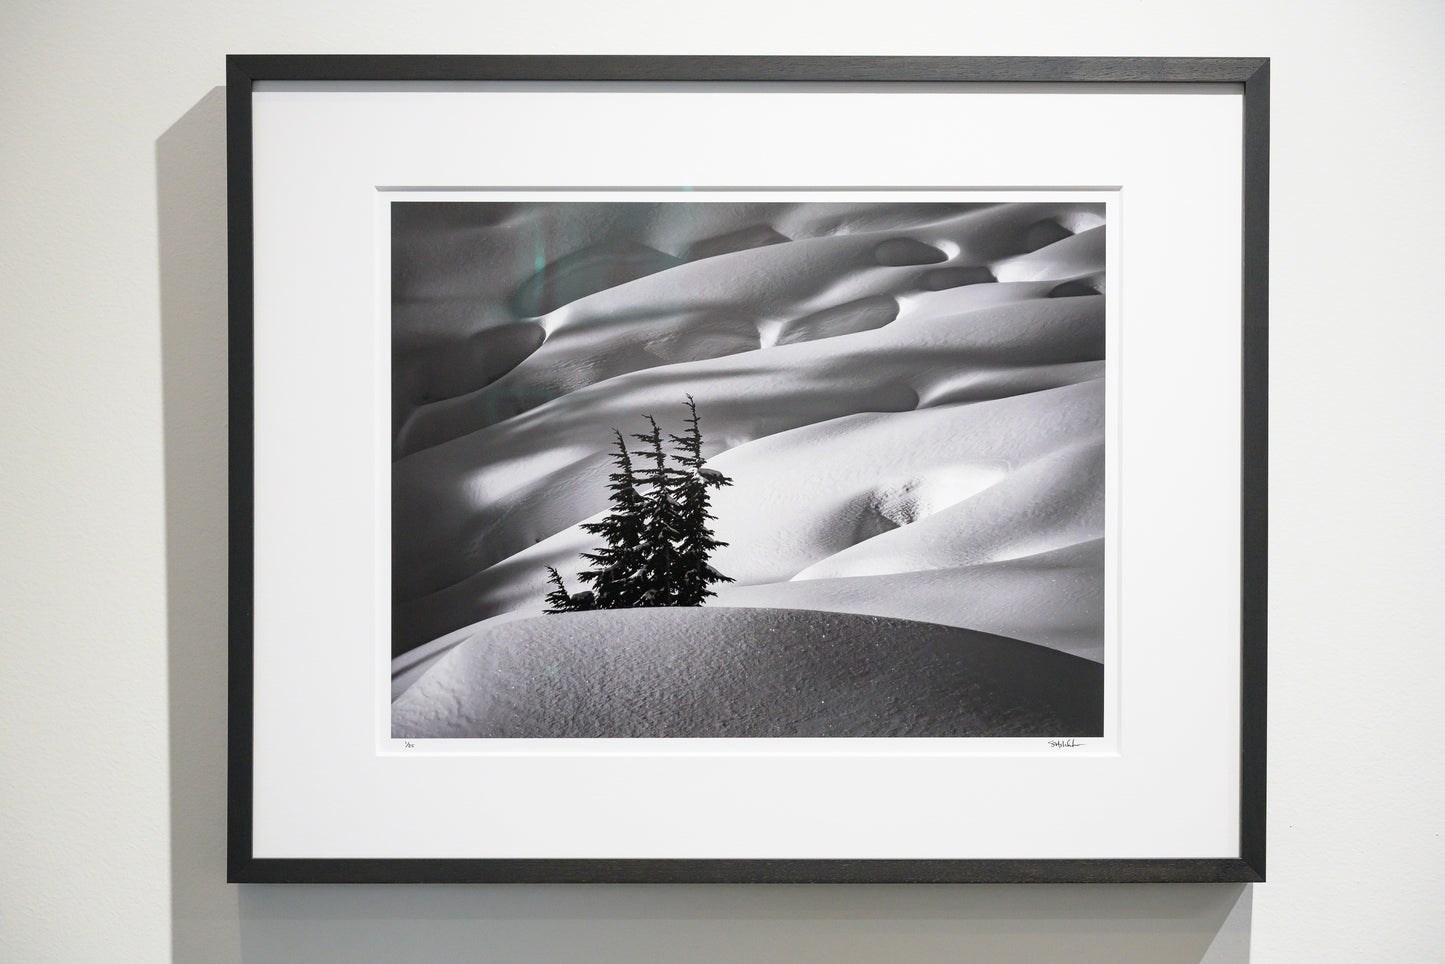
xmin=543 ymin=399 xmax=735 ymax=613
xmin=575 ymin=430 xmax=650 ymax=608
xmin=543 ymin=566 xmax=591 ymax=613
xmin=629 ymin=414 xmax=691 ymax=607
xmin=667 ymin=394 xmax=735 ymax=605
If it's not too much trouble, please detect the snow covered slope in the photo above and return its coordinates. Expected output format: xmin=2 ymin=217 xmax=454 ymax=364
xmin=391 ymin=199 xmax=1106 ymax=668
xmin=392 ymin=607 xmax=1104 ymax=739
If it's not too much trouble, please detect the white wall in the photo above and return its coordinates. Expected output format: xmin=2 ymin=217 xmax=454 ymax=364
xmin=2 ymin=1 xmax=1442 ymax=961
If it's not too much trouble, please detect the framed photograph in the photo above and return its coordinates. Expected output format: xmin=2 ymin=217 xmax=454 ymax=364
xmin=229 ymin=56 xmax=1268 ymax=883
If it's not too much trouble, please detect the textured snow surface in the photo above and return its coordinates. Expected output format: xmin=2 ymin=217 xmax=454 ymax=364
xmin=393 ymin=608 xmax=1104 ymax=739
xmin=392 ymin=199 xmax=1107 ymax=681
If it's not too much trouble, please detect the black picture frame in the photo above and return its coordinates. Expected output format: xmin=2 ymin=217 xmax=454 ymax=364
xmin=228 ymin=55 xmax=1268 ymax=884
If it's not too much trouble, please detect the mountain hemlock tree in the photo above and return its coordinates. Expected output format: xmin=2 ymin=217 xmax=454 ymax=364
xmin=667 ymin=394 xmax=735 ymax=605
xmin=543 ymin=566 xmax=592 ymax=613
xmin=575 ymin=430 xmax=651 ymax=608
xmin=543 ymin=399 xmax=734 ymax=613
xmin=629 ymin=414 xmax=693 ymax=607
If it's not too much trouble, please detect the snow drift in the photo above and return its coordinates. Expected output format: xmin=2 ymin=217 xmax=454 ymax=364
xmin=392 ymin=608 xmax=1104 ymax=739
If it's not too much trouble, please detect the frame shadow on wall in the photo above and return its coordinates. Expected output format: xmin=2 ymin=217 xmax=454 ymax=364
xmin=156 ymin=85 xmax=1253 ymax=964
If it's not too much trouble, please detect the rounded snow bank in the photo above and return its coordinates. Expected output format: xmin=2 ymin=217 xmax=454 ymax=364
xmin=393 ymin=607 xmax=1103 ymax=739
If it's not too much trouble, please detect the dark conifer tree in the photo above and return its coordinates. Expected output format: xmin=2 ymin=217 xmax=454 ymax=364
xmin=668 ymin=394 xmax=735 ymax=605
xmin=543 ymin=399 xmax=735 ymax=613
xmin=630 ymin=414 xmax=690 ymax=607
xmin=543 ymin=566 xmax=588 ymax=613
xmin=575 ymin=430 xmax=650 ymax=608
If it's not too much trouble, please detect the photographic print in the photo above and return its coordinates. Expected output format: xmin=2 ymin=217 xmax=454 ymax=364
xmin=232 ymin=56 xmax=1267 ymax=883
xmin=388 ymin=196 xmax=1108 ymax=740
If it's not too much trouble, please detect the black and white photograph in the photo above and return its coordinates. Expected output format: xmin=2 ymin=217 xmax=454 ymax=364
xmin=389 ymin=196 xmax=1108 ymax=740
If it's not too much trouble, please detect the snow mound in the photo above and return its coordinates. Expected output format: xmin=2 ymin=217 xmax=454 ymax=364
xmin=794 ymin=438 xmax=1104 ymax=578
xmin=393 ymin=607 xmax=1103 ymax=739
xmin=715 ymin=540 xmax=1105 ymax=662
xmin=509 ymin=240 xmax=680 ymax=317
xmin=683 ymin=224 xmax=790 ymax=261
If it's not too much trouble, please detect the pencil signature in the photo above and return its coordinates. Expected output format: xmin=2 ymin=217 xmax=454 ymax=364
xmin=1048 ymin=739 xmax=1085 ymax=748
